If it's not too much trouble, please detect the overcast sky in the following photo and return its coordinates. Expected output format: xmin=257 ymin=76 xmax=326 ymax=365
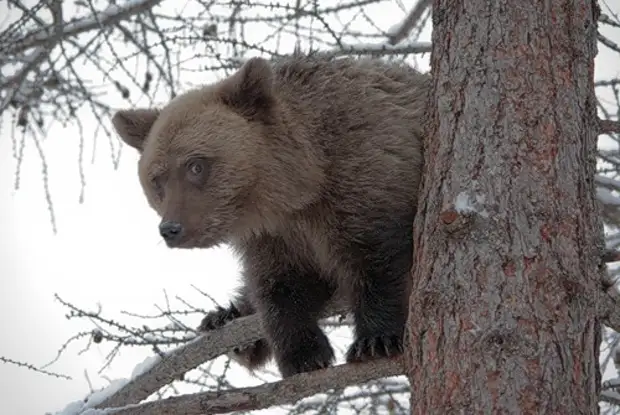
xmin=1 ymin=1 xmax=619 ymax=414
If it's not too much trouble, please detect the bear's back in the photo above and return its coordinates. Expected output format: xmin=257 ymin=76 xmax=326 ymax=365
xmin=271 ymin=55 xmax=427 ymax=201
xmin=239 ymin=55 xmax=428 ymax=290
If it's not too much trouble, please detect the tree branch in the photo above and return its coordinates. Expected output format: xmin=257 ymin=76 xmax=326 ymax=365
xmin=94 ymin=358 xmax=404 ymax=414
xmin=7 ymin=0 xmax=164 ymax=56
xmin=71 ymin=246 xmax=620 ymax=413
xmin=603 ymin=250 xmax=620 ymax=263
xmin=387 ymin=0 xmax=432 ymax=45
xmin=1 ymin=0 xmax=64 ymax=114
xmin=0 ymin=355 xmax=71 ymax=380
xmin=600 ymin=118 xmax=620 ymax=135
xmin=92 ymin=300 xmax=348 ymax=410
xmin=601 ymin=292 xmax=620 ymax=334
xmin=600 ymin=390 xmax=620 ymax=406
xmin=324 ymin=42 xmax=432 ymax=58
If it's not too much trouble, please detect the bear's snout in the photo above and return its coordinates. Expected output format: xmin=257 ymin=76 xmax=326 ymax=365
xmin=159 ymin=220 xmax=184 ymax=246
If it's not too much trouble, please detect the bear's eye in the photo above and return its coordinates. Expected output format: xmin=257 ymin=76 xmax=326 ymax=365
xmin=188 ymin=160 xmax=203 ymax=176
xmin=185 ymin=158 xmax=210 ymax=184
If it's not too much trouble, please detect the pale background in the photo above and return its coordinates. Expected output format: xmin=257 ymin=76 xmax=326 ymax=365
xmin=1 ymin=1 xmax=619 ymax=414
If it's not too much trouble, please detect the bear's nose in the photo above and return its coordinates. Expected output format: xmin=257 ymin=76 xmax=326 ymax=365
xmin=159 ymin=221 xmax=184 ymax=244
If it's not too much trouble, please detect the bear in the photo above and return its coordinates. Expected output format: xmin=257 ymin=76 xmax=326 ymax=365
xmin=111 ymin=53 xmax=430 ymax=378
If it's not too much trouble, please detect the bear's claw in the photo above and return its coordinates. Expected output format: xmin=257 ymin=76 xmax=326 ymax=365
xmin=345 ymin=333 xmax=403 ymax=363
xmin=197 ymin=302 xmax=241 ymax=332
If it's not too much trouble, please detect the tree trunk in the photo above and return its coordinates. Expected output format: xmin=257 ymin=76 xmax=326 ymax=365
xmin=407 ymin=1 xmax=605 ymax=413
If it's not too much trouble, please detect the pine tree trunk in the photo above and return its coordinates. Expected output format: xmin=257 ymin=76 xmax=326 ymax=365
xmin=407 ymin=1 xmax=605 ymax=413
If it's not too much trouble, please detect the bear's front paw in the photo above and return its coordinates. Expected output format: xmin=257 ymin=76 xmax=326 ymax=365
xmin=197 ymin=303 xmax=241 ymax=332
xmin=276 ymin=329 xmax=335 ymax=378
xmin=345 ymin=333 xmax=403 ymax=363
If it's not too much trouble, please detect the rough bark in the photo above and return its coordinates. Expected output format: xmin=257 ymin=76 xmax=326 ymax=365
xmin=407 ymin=1 xmax=605 ymax=413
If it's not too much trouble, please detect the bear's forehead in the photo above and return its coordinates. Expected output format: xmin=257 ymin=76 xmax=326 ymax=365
xmin=145 ymin=97 xmax=207 ymax=146
xmin=142 ymin=114 xmax=225 ymax=159
xmin=140 ymin=84 xmax=252 ymax=159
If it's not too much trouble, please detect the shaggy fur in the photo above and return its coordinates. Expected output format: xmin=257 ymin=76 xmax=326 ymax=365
xmin=111 ymin=53 xmax=429 ymax=378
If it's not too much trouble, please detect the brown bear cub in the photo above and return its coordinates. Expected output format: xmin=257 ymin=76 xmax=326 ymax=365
xmin=111 ymin=53 xmax=429 ymax=378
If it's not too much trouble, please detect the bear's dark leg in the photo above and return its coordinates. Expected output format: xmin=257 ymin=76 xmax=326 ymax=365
xmin=239 ymin=233 xmax=337 ymax=378
xmin=198 ymin=288 xmax=272 ymax=370
xmin=345 ymin=217 xmax=413 ymax=363
xmin=254 ymin=270 xmax=336 ymax=378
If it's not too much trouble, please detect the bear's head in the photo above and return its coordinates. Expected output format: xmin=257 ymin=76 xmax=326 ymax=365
xmin=111 ymin=57 xmax=325 ymax=249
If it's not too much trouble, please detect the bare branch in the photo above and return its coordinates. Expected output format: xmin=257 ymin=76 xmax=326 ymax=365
xmin=604 ymin=250 xmax=620 ymax=263
xmin=0 ymin=355 xmax=72 ymax=380
xmin=93 ymin=300 xmax=348 ymax=410
xmin=600 ymin=390 xmax=620 ymax=406
xmin=325 ymin=41 xmax=431 ymax=58
xmin=7 ymin=0 xmax=165 ymax=56
xmin=1 ymin=0 xmax=64 ymax=114
xmin=601 ymin=293 xmax=620 ymax=336
xmin=600 ymin=13 xmax=620 ymax=29
xmin=95 ymin=358 xmax=404 ymax=415
xmin=386 ymin=0 xmax=432 ymax=45
xmin=600 ymin=119 xmax=620 ymax=135
xmin=599 ymin=32 xmax=620 ymax=54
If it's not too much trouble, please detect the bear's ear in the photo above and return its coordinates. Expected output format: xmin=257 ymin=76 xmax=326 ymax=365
xmin=111 ymin=108 xmax=160 ymax=151
xmin=219 ymin=57 xmax=276 ymax=120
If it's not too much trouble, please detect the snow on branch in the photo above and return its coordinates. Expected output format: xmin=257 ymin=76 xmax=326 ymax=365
xmin=83 ymin=358 xmax=404 ymax=415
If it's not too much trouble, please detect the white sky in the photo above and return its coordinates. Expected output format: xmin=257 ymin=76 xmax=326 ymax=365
xmin=0 ymin=1 xmax=619 ymax=414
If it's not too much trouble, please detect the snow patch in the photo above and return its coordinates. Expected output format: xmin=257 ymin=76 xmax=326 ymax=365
xmin=53 ymin=378 xmax=129 ymax=415
xmin=130 ymin=354 xmax=161 ymax=379
xmin=455 ymin=192 xmax=474 ymax=213
xmin=455 ymin=191 xmax=489 ymax=217
xmin=52 ymin=354 xmax=161 ymax=414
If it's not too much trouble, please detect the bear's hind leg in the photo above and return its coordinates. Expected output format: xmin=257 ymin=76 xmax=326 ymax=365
xmin=345 ymin=220 xmax=413 ymax=363
xmin=345 ymin=274 xmax=408 ymax=363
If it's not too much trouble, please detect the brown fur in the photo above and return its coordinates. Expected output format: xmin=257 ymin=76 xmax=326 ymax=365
xmin=112 ymin=53 xmax=430 ymax=378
